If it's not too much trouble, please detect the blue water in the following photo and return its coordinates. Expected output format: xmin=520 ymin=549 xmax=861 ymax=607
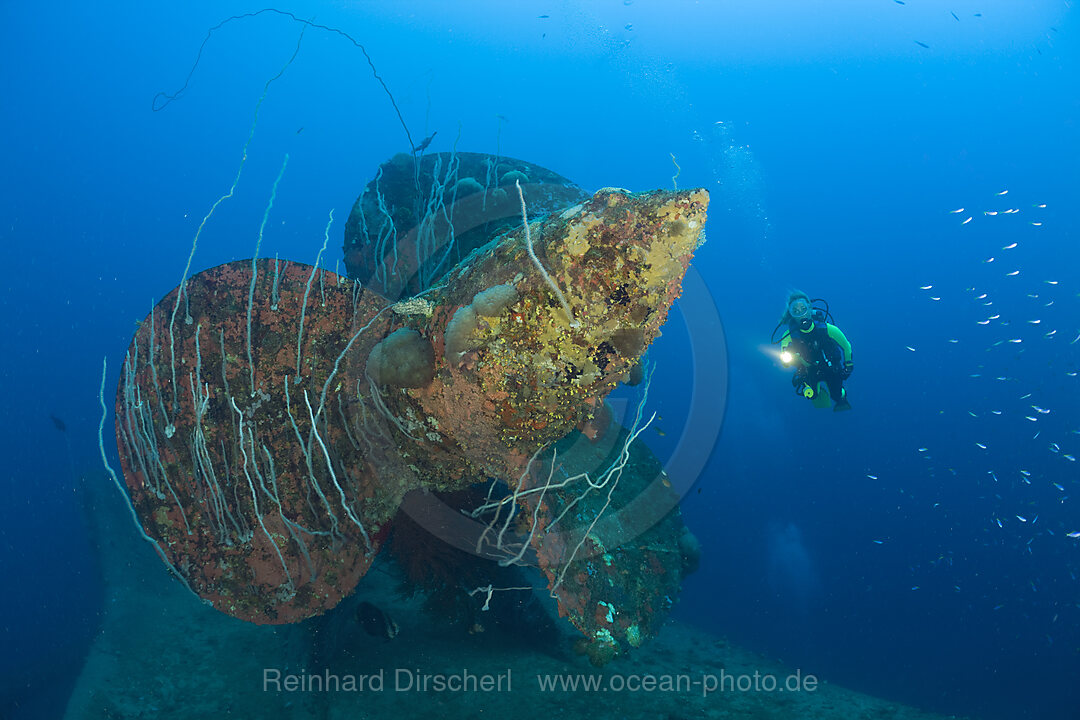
xmin=2 ymin=2 xmax=1077 ymax=718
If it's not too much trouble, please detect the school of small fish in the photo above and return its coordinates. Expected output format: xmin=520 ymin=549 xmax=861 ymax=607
xmin=865 ymin=187 xmax=1078 ymax=628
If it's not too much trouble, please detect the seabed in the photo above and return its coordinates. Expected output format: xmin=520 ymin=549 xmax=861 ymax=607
xmin=67 ymin=472 xmax=966 ymax=720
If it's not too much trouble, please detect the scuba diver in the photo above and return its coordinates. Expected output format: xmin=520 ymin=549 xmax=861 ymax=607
xmin=771 ymin=291 xmax=854 ymax=412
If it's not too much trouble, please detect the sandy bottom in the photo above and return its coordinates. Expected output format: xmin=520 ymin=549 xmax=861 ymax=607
xmin=67 ymin=475 xmax=966 ymax=720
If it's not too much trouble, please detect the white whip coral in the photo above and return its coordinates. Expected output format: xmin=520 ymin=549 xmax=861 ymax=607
xmin=516 ymin=180 xmax=579 ymax=327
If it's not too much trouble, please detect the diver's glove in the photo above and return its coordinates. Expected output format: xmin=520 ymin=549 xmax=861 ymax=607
xmin=840 ymin=361 xmax=854 ymax=380
xmin=792 ymin=371 xmax=808 ymax=395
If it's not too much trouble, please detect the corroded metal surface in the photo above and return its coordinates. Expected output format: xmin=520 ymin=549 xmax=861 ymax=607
xmin=517 ymin=425 xmax=695 ymax=666
xmin=391 ymin=187 xmax=710 ymax=487
xmin=342 ymin=151 xmax=588 ymax=299
xmin=114 ymin=178 xmax=708 ymax=652
xmin=115 ymin=260 xmax=399 ymax=623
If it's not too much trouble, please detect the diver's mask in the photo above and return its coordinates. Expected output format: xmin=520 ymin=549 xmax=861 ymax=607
xmin=788 ymin=298 xmax=813 ymax=332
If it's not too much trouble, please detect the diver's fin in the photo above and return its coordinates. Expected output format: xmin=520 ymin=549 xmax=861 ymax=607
xmin=833 ymin=396 xmax=852 ymax=412
xmin=810 ymin=381 xmax=832 ymax=409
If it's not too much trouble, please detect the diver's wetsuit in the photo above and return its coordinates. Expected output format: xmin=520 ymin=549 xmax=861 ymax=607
xmin=780 ymin=320 xmax=853 ymax=407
